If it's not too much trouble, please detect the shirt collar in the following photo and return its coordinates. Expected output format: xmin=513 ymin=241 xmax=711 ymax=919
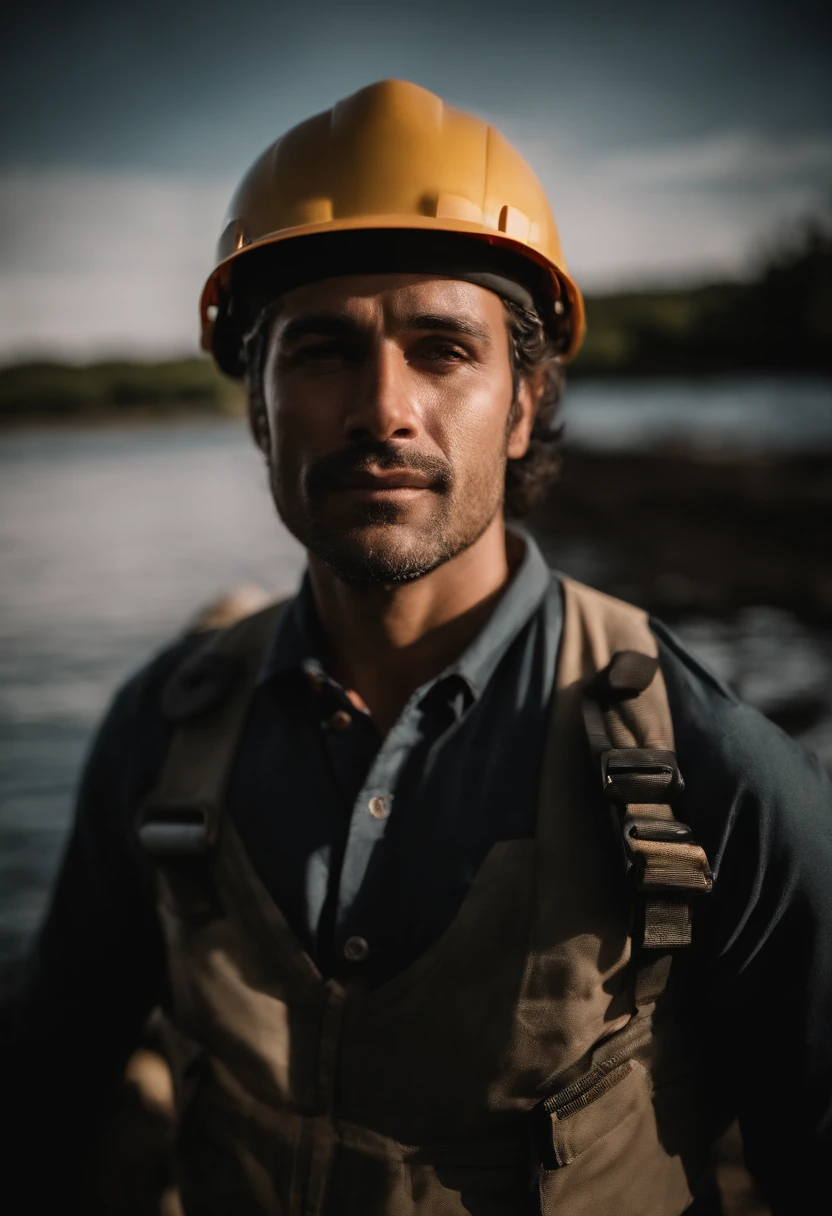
xmin=257 ymin=530 xmax=552 ymax=703
xmin=257 ymin=573 xmax=327 ymax=686
xmin=442 ymin=529 xmax=551 ymax=698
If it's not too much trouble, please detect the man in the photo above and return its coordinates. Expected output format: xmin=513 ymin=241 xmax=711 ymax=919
xmin=7 ymin=80 xmax=831 ymax=1214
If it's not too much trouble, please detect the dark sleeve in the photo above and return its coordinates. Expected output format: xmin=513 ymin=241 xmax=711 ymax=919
xmin=4 ymin=640 xmax=191 ymax=1204
xmin=653 ymin=619 xmax=832 ymax=1213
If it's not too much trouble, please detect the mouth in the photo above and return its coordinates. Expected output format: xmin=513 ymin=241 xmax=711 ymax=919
xmin=329 ymin=468 xmax=435 ymax=501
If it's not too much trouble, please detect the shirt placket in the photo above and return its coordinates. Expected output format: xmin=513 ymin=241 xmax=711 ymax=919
xmin=330 ymin=688 xmax=435 ymax=969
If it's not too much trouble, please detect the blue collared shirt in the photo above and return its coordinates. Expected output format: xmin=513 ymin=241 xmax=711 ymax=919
xmin=229 ymin=532 xmax=560 ymax=981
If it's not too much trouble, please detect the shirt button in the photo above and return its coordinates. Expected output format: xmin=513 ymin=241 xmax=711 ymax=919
xmin=343 ymin=936 xmax=370 ymax=963
xmin=368 ymin=795 xmax=388 ymax=820
xmin=328 ymin=709 xmax=352 ymax=731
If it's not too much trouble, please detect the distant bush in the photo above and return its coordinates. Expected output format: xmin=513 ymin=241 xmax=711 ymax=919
xmin=574 ymin=222 xmax=832 ymax=377
xmin=0 ymin=358 xmax=244 ymax=420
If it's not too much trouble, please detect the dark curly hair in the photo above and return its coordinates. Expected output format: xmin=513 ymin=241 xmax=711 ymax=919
xmin=243 ymin=297 xmax=566 ymax=520
xmin=501 ymin=300 xmax=567 ymax=517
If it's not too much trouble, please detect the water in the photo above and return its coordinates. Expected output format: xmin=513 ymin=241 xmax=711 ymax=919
xmin=1 ymin=377 xmax=831 ymax=962
xmin=564 ymin=375 xmax=832 ymax=452
xmin=0 ymin=421 xmax=307 ymax=959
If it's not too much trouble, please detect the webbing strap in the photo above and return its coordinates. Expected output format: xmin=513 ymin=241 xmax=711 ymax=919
xmin=557 ymin=576 xmax=714 ymax=1009
xmin=136 ymin=600 xmax=287 ymax=917
xmin=580 ymin=649 xmax=712 ymax=1005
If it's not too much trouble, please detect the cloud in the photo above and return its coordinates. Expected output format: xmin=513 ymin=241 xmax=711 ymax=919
xmin=594 ymin=130 xmax=832 ymax=188
xmin=522 ymin=128 xmax=832 ymax=290
xmin=0 ymin=172 xmax=232 ymax=359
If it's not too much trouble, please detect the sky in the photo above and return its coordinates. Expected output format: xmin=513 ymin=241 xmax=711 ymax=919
xmin=1 ymin=0 xmax=830 ymax=360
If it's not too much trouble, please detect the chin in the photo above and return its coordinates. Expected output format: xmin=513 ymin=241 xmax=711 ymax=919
xmin=305 ymin=521 xmax=459 ymax=586
xmin=276 ymin=490 xmax=499 ymax=587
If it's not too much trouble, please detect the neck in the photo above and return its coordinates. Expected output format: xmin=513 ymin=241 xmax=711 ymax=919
xmin=307 ymin=516 xmax=520 ymax=734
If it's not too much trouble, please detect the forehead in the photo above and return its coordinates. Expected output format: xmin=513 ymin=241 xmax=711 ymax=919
xmin=271 ymin=273 xmax=505 ymax=330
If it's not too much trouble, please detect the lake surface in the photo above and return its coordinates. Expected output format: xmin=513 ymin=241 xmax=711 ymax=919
xmin=564 ymin=375 xmax=832 ymax=451
xmin=1 ymin=375 xmax=831 ymax=962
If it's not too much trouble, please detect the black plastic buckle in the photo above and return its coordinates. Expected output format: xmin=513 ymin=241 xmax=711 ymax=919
xmin=622 ymin=815 xmax=693 ymax=845
xmin=137 ymin=803 xmax=212 ymax=858
xmin=601 ymin=748 xmax=684 ymax=803
xmin=621 ymin=814 xmax=713 ymax=892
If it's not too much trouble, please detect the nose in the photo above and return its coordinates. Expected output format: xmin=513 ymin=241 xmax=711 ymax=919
xmin=342 ymin=340 xmax=419 ymax=444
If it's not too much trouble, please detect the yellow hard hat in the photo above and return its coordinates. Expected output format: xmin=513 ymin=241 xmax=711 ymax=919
xmin=201 ymin=80 xmax=585 ymax=375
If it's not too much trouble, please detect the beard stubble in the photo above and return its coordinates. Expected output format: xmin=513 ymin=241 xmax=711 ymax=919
xmin=269 ymin=438 xmax=507 ymax=586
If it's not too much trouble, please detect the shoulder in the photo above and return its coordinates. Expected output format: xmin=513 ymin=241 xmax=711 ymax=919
xmin=112 ymin=630 xmax=214 ymax=731
xmin=99 ymin=585 xmax=282 ymax=752
xmin=83 ymin=629 xmax=217 ymax=808
xmin=652 ymin=614 xmax=828 ymax=803
xmin=649 ymin=615 xmax=831 ymax=918
xmin=89 ymin=589 xmax=288 ymax=802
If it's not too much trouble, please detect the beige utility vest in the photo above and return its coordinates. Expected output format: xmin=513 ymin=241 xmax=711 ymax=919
xmin=138 ymin=577 xmax=719 ymax=1215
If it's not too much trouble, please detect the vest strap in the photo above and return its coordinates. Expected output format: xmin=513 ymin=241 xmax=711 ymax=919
xmin=136 ymin=600 xmax=287 ymax=918
xmin=581 ymin=644 xmax=713 ymax=1005
xmin=602 ymin=748 xmax=683 ymax=803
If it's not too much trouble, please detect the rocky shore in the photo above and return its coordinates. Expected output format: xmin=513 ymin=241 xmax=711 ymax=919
xmin=530 ymin=444 xmax=832 ymax=624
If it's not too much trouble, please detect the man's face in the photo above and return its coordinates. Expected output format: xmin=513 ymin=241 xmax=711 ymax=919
xmin=254 ymin=273 xmax=534 ymax=585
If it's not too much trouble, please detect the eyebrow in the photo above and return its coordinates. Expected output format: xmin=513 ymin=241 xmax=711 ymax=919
xmin=278 ymin=315 xmax=361 ymax=346
xmin=404 ymin=312 xmax=492 ymax=343
xmin=277 ymin=310 xmax=492 ymax=347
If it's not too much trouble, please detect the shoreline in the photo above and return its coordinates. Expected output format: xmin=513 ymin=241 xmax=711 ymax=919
xmin=0 ymin=403 xmax=244 ymax=435
xmin=530 ymin=445 xmax=832 ymax=624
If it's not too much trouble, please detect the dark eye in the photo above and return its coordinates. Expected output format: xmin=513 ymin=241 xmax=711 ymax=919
xmin=285 ymin=340 xmax=354 ymax=367
xmin=417 ymin=342 xmax=469 ymax=365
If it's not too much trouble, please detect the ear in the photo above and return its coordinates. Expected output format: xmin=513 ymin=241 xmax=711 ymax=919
xmin=248 ymin=394 xmax=271 ymax=457
xmin=506 ymin=369 xmax=543 ymax=460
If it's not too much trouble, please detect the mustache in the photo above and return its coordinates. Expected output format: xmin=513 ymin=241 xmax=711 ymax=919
xmin=305 ymin=441 xmax=453 ymax=500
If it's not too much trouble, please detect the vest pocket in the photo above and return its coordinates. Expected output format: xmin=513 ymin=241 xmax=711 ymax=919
xmin=537 ymin=1057 xmax=697 ymax=1216
xmin=541 ymin=1057 xmax=650 ymax=1167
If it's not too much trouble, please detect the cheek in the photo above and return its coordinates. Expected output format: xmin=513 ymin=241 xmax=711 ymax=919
xmin=266 ymin=376 xmax=343 ymax=468
xmin=425 ymin=371 xmax=513 ymax=473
